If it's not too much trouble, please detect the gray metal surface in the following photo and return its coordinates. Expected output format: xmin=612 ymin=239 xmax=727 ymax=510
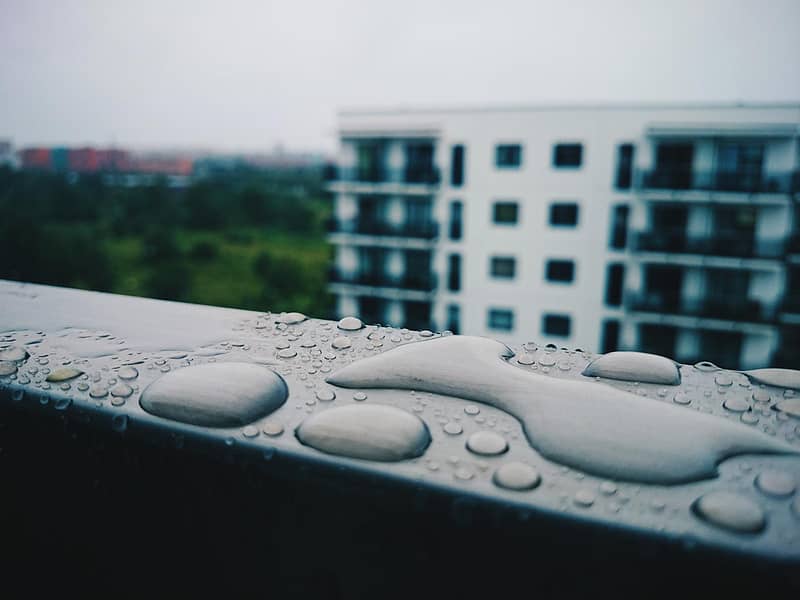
xmin=0 ymin=279 xmax=798 ymax=561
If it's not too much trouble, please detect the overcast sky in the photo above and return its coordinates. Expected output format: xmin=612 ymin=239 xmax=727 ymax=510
xmin=1 ymin=0 xmax=798 ymax=153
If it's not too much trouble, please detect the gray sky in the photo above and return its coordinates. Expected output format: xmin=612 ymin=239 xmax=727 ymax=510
xmin=1 ymin=0 xmax=799 ymax=152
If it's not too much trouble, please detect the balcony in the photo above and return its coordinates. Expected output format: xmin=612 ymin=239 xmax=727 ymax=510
xmin=638 ymin=169 xmax=800 ymax=195
xmin=324 ymin=166 xmax=440 ymax=188
xmin=326 ymin=218 xmax=439 ymax=240
xmin=329 ymin=268 xmax=437 ymax=292
xmin=627 ymin=291 xmax=776 ymax=324
xmin=633 ymin=230 xmax=786 ymax=259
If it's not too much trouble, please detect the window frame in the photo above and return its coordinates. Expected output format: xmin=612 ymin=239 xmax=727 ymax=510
xmin=545 ymin=259 xmax=576 ymax=283
xmin=552 ymin=143 xmax=583 ymax=169
xmin=495 ymin=144 xmax=523 ymax=169
xmin=492 ymin=201 xmax=519 ymax=225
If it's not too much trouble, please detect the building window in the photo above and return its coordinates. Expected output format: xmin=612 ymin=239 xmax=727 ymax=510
xmin=605 ymin=263 xmax=624 ymax=307
xmin=495 ymin=144 xmax=522 ymax=168
xmin=553 ymin=143 xmax=583 ymax=168
xmin=545 ymin=259 xmax=575 ymax=283
xmin=492 ymin=201 xmax=519 ymax=225
xmin=601 ymin=320 xmax=620 ymax=353
xmin=451 ymin=144 xmax=465 ymax=187
xmin=446 ymin=304 xmax=460 ymax=335
xmin=488 ymin=308 xmax=514 ymax=331
xmin=615 ymin=143 xmax=634 ymax=190
xmin=609 ymin=204 xmax=629 ymax=250
xmin=449 ymin=201 xmax=463 ymax=240
xmin=543 ymin=314 xmax=571 ymax=337
xmin=490 ymin=256 xmax=516 ymax=279
xmin=549 ymin=202 xmax=579 ymax=227
xmin=447 ymin=254 xmax=461 ymax=292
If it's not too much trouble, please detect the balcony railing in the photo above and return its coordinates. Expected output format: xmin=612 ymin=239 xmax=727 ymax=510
xmin=329 ymin=268 xmax=437 ymax=292
xmin=326 ymin=218 xmax=439 ymax=240
xmin=325 ymin=166 xmax=440 ymax=186
xmin=633 ymin=231 xmax=786 ymax=259
xmin=627 ymin=292 xmax=776 ymax=323
xmin=637 ymin=169 xmax=800 ymax=194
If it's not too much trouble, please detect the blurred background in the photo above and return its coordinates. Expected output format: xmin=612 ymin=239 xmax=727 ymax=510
xmin=1 ymin=0 xmax=799 ymax=369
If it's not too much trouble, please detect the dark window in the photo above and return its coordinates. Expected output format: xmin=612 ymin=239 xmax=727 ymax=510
xmin=553 ymin=143 xmax=583 ymax=168
xmin=609 ymin=205 xmax=629 ymax=250
xmin=490 ymin=256 xmax=516 ymax=279
xmin=543 ymin=314 xmax=571 ymax=337
xmin=451 ymin=145 xmax=465 ymax=187
xmin=404 ymin=301 xmax=431 ymax=331
xmin=404 ymin=143 xmax=435 ymax=183
xmin=448 ymin=254 xmax=461 ymax=292
xmin=493 ymin=201 xmax=519 ymax=225
xmin=697 ymin=330 xmax=742 ymax=369
xmin=601 ymin=320 xmax=620 ymax=353
xmin=615 ymin=143 xmax=634 ymax=190
xmin=549 ymin=203 xmax=579 ymax=227
xmin=605 ymin=263 xmax=625 ymax=307
xmin=358 ymin=297 xmax=383 ymax=324
xmin=495 ymin=144 xmax=522 ymax=168
xmin=545 ymin=259 xmax=575 ymax=283
xmin=449 ymin=201 xmax=463 ymax=240
xmin=488 ymin=308 xmax=514 ymax=331
xmin=446 ymin=304 xmax=460 ymax=335
xmin=639 ymin=324 xmax=677 ymax=359
xmin=652 ymin=143 xmax=694 ymax=189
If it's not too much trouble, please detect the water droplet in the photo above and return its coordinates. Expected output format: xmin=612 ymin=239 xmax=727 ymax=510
xmin=538 ymin=355 xmax=556 ymax=367
xmin=89 ymin=385 xmax=108 ymax=398
xmin=443 ymin=422 xmax=463 ymax=435
xmin=352 ymin=391 xmax=367 ymax=401
xmin=242 ymin=425 xmax=260 ymax=438
xmin=574 ymin=490 xmax=596 ymax=508
xmin=464 ymin=404 xmax=480 ymax=415
xmin=326 ymin=335 xmax=798 ymax=484
xmin=54 ymin=397 xmax=71 ymax=411
xmin=110 ymin=383 xmax=133 ymax=398
xmin=279 ymin=312 xmax=306 ymax=325
xmin=752 ymin=389 xmax=771 ymax=403
xmin=754 ymin=470 xmax=795 ymax=497
xmin=692 ymin=492 xmax=766 ymax=534
xmin=0 ymin=346 xmax=28 ymax=362
xmin=337 ymin=316 xmax=363 ymax=331
xmin=45 ymin=367 xmax=83 ymax=383
xmin=743 ymin=368 xmax=800 ymax=391
xmin=740 ymin=412 xmax=759 ymax=425
xmin=723 ymin=397 xmax=750 ymax=413
xmin=600 ymin=481 xmax=618 ymax=495
xmin=493 ymin=462 xmax=541 ymax=491
xmin=77 ymin=382 xmax=89 ymax=391
xmin=296 ymin=404 xmax=430 ymax=461
xmin=775 ymin=398 xmax=800 ymax=419
xmin=715 ymin=374 xmax=733 ymax=387
xmin=277 ymin=348 xmax=297 ymax=359
xmin=419 ymin=330 xmax=434 ymax=338
xmin=118 ymin=366 xmax=139 ymax=380
xmin=111 ymin=414 xmax=128 ymax=433
xmin=466 ymin=431 xmax=508 ymax=456
xmin=331 ymin=336 xmax=352 ymax=350
xmin=516 ymin=354 xmax=535 ymax=365
xmin=694 ymin=361 xmax=721 ymax=372
xmin=582 ymin=351 xmax=680 ymax=385
xmin=0 ymin=362 xmax=18 ymax=376
xmin=454 ymin=467 xmax=473 ymax=480
xmin=140 ymin=362 xmax=288 ymax=427
xmin=262 ymin=422 xmax=284 ymax=436
xmin=315 ymin=389 xmax=336 ymax=402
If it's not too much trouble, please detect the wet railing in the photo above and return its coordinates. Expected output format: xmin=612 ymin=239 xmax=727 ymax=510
xmin=0 ymin=280 xmax=798 ymax=595
xmin=326 ymin=218 xmax=439 ymax=240
xmin=633 ymin=231 xmax=787 ymax=259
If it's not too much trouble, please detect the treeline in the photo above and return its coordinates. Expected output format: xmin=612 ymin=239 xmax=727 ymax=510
xmin=0 ymin=166 xmax=332 ymax=316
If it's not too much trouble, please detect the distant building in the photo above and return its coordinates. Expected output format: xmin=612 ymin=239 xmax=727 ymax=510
xmin=0 ymin=140 xmax=17 ymax=168
xmin=326 ymin=102 xmax=800 ymax=369
xmin=20 ymin=147 xmax=52 ymax=170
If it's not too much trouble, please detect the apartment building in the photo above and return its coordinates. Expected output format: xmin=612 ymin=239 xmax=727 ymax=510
xmin=326 ymin=103 xmax=800 ymax=369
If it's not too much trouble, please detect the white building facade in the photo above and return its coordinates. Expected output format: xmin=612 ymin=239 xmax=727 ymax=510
xmin=326 ymin=103 xmax=800 ymax=370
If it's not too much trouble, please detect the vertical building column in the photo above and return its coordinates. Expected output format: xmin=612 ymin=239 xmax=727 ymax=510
xmin=337 ymin=295 xmax=359 ymax=319
xmin=336 ymin=193 xmax=358 ymax=222
xmin=385 ymin=249 xmax=404 ymax=281
xmin=756 ymin=204 xmax=792 ymax=253
xmin=386 ymin=300 xmax=404 ymax=328
xmin=386 ymin=195 xmax=404 ymax=227
xmin=741 ymin=332 xmax=778 ymax=370
xmin=686 ymin=205 xmax=711 ymax=240
xmin=681 ymin=267 xmax=704 ymax=310
xmin=675 ymin=330 xmax=698 ymax=362
xmin=338 ymin=245 xmax=358 ymax=277
xmin=386 ymin=141 xmax=404 ymax=183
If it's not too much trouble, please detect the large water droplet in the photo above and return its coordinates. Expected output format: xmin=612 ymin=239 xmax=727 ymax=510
xmin=331 ymin=336 xmax=352 ymax=350
xmin=140 ymin=362 xmax=288 ymax=427
xmin=754 ymin=470 xmax=796 ymax=498
xmin=118 ymin=366 xmax=139 ymax=380
xmin=337 ymin=316 xmax=363 ymax=331
xmin=582 ymin=351 xmax=680 ymax=385
xmin=466 ymin=431 xmax=508 ymax=456
xmin=743 ymin=368 xmax=800 ymax=390
xmin=295 ymin=404 xmax=430 ymax=461
xmin=110 ymin=383 xmax=133 ymax=398
xmin=775 ymin=398 xmax=800 ymax=419
xmin=692 ymin=491 xmax=766 ymax=534
xmin=326 ymin=335 xmax=797 ymax=484
xmin=279 ymin=312 xmax=306 ymax=325
xmin=45 ymin=367 xmax=84 ymax=383
xmin=0 ymin=361 xmax=17 ymax=376
xmin=0 ymin=346 xmax=28 ymax=362
xmin=492 ymin=462 xmax=541 ymax=491
xmin=723 ymin=397 xmax=750 ymax=413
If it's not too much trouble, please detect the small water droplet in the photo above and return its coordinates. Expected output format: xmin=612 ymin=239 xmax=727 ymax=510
xmin=694 ymin=361 xmax=721 ymax=372
xmin=516 ymin=354 xmax=535 ymax=365
xmin=242 ymin=425 xmax=260 ymax=438
xmin=279 ymin=312 xmax=306 ymax=325
xmin=443 ymin=422 xmax=463 ymax=436
xmin=0 ymin=362 xmax=18 ymax=376
xmin=0 ymin=346 xmax=28 ymax=362
xmin=89 ymin=385 xmax=108 ymax=398
xmin=600 ymin=481 xmax=617 ymax=495
xmin=692 ymin=491 xmax=765 ymax=534
xmin=277 ymin=348 xmax=297 ymax=359
xmin=331 ymin=336 xmax=352 ymax=350
xmin=574 ymin=490 xmax=596 ymax=508
xmin=117 ymin=366 xmax=139 ymax=380
xmin=466 ymin=431 xmax=508 ymax=456
xmin=418 ymin=330 xmax=434 ymax=338
xmin=110 ymin=383 xmax=133 ymax=398
xmin=352 ymin=391 xmax=367 ymax=401
xmin=45 ymin=367 xmax=83 ymax=382
xmin=493 ymin=462 xmax=541 ymax=491
xmin=775 ymin=398 xmax=800 ymax=419
xmin=752 ymin=389 xmax=771 ymax=403
xmin=740 ymin=412 xmax=759 ymax=425
xmin=464 ymin=404 xmax=480 ymax=416
xmin=538 ymin=355 xmax=556 ymax=367
xmin=337 ymin=316 xmax=363 ymax=331
xmin=715 ymin=374 xmax=733 ymax=387
xmin=316 ymin=389 xmax=336 ymax=402
xmin=454 ymin=467 xmax=473 ymax=480
xmin=723 ymin=397 xmax=750 ymax=413
xmin=755 ymin=470 xmax=796 ymax=498
xmin=262 ymin=422 xmax=284 ymax=436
